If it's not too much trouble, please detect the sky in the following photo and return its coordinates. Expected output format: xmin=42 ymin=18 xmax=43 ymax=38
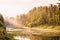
xmin=0 ymin=0 xmax=59 ymax=17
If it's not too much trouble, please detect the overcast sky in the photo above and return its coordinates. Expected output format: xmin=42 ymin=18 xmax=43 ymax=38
xmin=0 ymin=0 xmax=59 ymax=17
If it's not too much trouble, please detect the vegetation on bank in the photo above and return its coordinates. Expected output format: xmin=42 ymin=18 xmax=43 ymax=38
xmin=16 ymin=4 xmax=60 ymax=29
xmin=0 ymin=14 xmax=15 ymax=40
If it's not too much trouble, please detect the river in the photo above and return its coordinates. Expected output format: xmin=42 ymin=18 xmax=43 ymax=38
xmin=6 ymin=27 xmax=60 ymax=40
xmin=6 ymin=27 xmax=30 ymax=40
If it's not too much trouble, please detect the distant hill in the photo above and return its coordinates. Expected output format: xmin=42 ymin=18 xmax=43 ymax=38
xmin=4 ymin=21 xmax=14 ymax=27
xmin=4 ymin=18 xmax=19 ymax=27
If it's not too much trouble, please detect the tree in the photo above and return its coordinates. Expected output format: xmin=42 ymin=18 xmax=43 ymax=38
xmin=0 ymin=14 xmax=11 ymax=40
xmin=16 ymin=4 xmax=60 ymax=27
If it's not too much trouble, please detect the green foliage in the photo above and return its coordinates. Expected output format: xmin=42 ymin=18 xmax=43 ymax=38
xmin=0 ymin=14 xmax=15 ymax=40
xmin=16 ymin=4 xmax=60 ymax=27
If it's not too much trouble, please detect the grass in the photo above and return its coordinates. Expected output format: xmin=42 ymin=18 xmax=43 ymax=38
xmin=38 ymin=25 xmax=60 ymax=30
xmin=5 ymin=33 xmax=15 ymax=40
xmin=53 ymin=26 xmax=60 ymax=30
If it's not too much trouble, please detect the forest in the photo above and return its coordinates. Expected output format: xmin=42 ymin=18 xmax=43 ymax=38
xmin=16 ymin=4 xmax=60 ymax=28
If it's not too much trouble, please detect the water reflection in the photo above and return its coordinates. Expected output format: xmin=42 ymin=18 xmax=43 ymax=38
xmin=14 ymin=36 xmax=30 ymax=40
xmin=7 ymin=27 xmax=60 ymax=40
xmin=30 ymin=35 xmax=60 ymax=40
xmin=13 ymin=34 xmax=60 ymax=40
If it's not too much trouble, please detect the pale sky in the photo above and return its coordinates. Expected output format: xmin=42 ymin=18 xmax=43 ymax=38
xmin=0 ymin=0 xmax=59 ymax=17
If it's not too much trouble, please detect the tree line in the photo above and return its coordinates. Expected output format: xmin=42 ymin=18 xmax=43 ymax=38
xmin=16 ymin=4 xmax=60 ymax=27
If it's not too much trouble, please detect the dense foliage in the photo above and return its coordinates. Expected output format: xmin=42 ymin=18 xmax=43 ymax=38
xmin=16 ymin=4 xmax=60 ymax=27
xmin=0 ymin=14 xmax=15 ymax=40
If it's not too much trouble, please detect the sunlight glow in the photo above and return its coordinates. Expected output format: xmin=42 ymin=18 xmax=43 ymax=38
xmin=0 ymin=0 xmax=59 ymax=17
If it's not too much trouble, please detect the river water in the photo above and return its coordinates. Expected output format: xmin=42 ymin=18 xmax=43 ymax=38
xmin=6 ymin=27 xmax=30 ymax=40
xmin=14 ymin=36 xmax=30 ymax=40
xmin=6 ymin=27 xmax=60 ymax=40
